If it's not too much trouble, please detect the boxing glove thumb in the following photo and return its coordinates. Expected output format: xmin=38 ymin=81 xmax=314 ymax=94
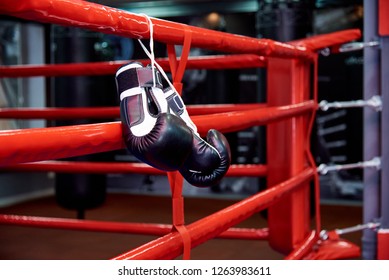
xmin=179 ymin=129 xmax=231 ymax=187
xmin=164 ymin=87 xmax=231 ymax=186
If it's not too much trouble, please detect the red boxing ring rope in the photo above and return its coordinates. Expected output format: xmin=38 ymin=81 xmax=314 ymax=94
xmin=289 ymin=29 xmax=362 ymax=51
xmin=2 ymin=161 xmax=268 ymax=177
xmin=0 ymin=214 xmax=269 ymax=241
xmin=0 ymin=0 xmax=365 ymax=260
xmin=0 ymin=55 xmax=266 ymax=77
xmin=0 ymin=0 xmax=314 ymax=60
xmin=0 ymin=104 xmax=265 ymax=120
xmin=0 ymin=102 xmax=315 ymax=167
xmin=112 ymin=168 xmax=315 ymax=260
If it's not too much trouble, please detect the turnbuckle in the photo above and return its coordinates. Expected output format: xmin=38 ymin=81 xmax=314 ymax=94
xmin=320 ymin=40 xmax=379 ymax=56
xmin=317 ymin=157 xmax=381 ymax=175
xmin=319 ymin=95 xmax=382 ymax=112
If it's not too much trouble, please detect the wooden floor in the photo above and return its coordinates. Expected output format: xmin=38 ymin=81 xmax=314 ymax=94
xmin=0 ymin=193 xmax=362 ymax=260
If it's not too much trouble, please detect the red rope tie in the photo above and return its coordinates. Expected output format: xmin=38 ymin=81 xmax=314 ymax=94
xmin=166 ymin=26 xmax=193 ymax=260
xmin=167 ymin=26 xmax=192 ymax=86
xmin=167 ymin=172 xmax=191 ymax=259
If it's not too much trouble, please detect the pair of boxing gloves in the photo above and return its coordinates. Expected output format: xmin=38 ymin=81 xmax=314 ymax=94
xmin=115 ymin=61 xmax=231 ymax=187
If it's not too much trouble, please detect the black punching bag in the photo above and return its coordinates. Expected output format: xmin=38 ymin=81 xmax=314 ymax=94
xmin=256 ymin=0 xmax=313 ymax=42
xmin=52 ymin=27 xmax=114 ymax=219
xmin=256 ymin=0 xmax=314 ymax=217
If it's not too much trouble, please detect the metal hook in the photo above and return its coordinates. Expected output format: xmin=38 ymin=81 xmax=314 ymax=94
xmin=319 ymin=95 xmax=382 ymax=112
xmin=317 ymin=157 xmax=381 ymax=175
xmin=319 ymin=40 xmax=379 ymax=56
xmin=320 ymin=222 xmax=381 ymax=240
xmin=339 ymin=41 xmax=380 ymax=53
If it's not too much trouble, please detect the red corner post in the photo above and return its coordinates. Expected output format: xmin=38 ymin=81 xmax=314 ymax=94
xmin=266 ymin=57 xmax=312 ymax=254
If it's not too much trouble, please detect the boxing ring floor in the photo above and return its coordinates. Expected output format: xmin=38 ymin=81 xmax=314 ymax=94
xmin=0 ymin=192 xmax=362 ymax=260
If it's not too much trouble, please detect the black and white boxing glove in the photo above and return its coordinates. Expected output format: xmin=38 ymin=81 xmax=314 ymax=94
xmin=164 ymin=87 xmax=231 ymax=187
xmin=116 ymin=62 xmax=193 ymax=171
